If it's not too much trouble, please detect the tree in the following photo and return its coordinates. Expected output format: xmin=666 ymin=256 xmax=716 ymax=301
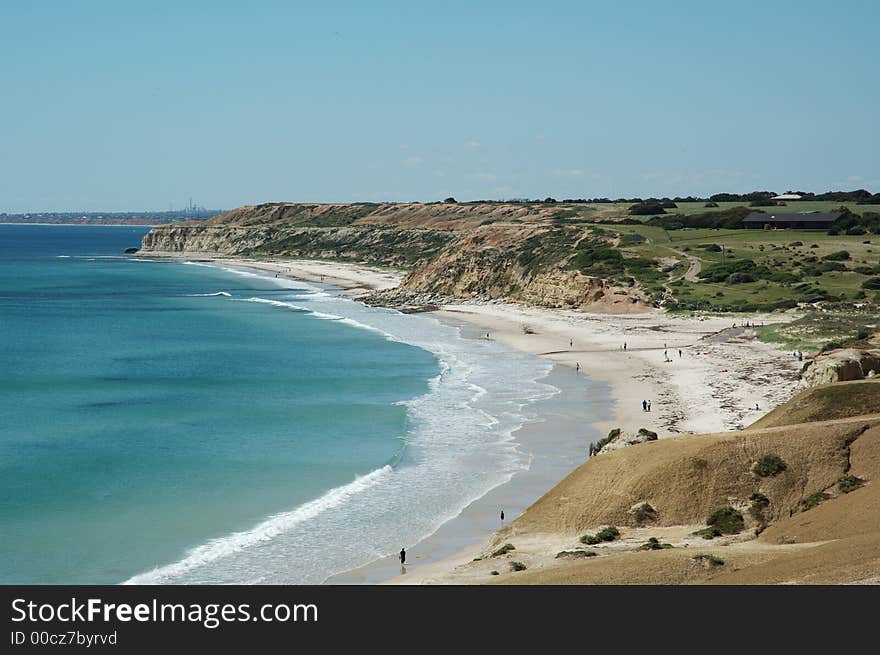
xmin=443 ymin=197 xmax=457 ymax=204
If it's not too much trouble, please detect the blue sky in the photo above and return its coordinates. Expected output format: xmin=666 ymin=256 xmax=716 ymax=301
xmin=1 ymin=1 xmax=878 ymax=211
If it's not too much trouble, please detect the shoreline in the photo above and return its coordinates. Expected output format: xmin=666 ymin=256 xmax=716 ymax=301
xmin=138 ymin=253 xmax=804 ymax=584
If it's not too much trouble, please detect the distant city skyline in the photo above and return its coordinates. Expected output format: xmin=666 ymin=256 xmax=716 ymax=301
xmin=2 ymin=1 xmax=878 ymax=212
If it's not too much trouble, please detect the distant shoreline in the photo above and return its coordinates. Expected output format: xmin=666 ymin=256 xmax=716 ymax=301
xmin=0 ymin=222 xmax=159 ymax=227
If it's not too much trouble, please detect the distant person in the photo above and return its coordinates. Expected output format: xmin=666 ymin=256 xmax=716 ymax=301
xmin=486 ymin=332 xmax=490 ymax=339
xmin=647 ymin=400 xmax=652 ymax=412
xmin=623 ymin=342 xmax=627 ymax=351
xmin=678 ymin=349 xmax=682 ymax=358
xmin=575 ymin=362 xmax=580 ymax=372
xmin=399 ymin=547 xmax=406 ymax=566
xmin=642 ymin=399 xmax=647 ymax=412
xmin=754 ymin=402 xmax=759 ymax=410
xmin=500 ymin=510 xmax=505 ymax=521
xmin=569 ymin=339 xmax=573 ymax=349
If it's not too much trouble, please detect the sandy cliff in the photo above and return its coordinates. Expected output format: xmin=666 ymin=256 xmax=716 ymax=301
xmin=140 ymin=202 xmax=653 ymax=312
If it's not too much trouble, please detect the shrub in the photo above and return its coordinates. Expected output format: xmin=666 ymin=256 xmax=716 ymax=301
xmin=637 ymin=428 xmax=658 ymax=440
xmin=633 ymin=502 xmax=658 ymax=525
xmin=639 ymin=537 xmax=673 ymax=550
xmin=490 ymin=570 xmax=499 ymax=575
xmin=726 ymin=272 xmax=756 ymax=284
xmin=801 ymin=491 xmax=831 ymax=510
xmin=491 ymin=543 xmax=515 ymax=557
xmin=693 ymin=527 xmax=723 ymax=539
xmin=596 ymin=526 xmax=620 ymax=541
xmin=580 ymin=526 xmax=620 ymax=544
xmin=706 ymin=506 xmax=744 ymax=534
xmin=837 ymin=475 xmax=864 ymax=493
xmin=862 ymin=277 xmax=880 ymax=290
xmin=692 ymin=554 xmax=725 ymax=566
xmin=629 ymin=202 xmax=666 ymax=215
xmin=555 ymin=550 xmax=597 ymax=559
xmin=748 ymin=492 xmax=770 ymax=525
xmin=822 ymin=250 xmax=851 ymax=261
xmin=701 ymin=243 xmax=723 ymax=252
xmin=753 ymin=454 xmax=787 ymax=477
xmin=510 ymin=561 xmax=527 ymax=571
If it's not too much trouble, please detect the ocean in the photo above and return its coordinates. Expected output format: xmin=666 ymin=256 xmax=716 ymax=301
xmin=0 ymin=224 xmax=601 ymax=584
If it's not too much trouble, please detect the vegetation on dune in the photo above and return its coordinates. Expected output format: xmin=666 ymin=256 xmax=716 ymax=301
xmin=639 ymin=537 xmax=673 ymax=550
xmin=706 ymin=506 xmax=745 ymax=535
xmin=801 ymin=491 xmax=832 ymax=510
xmin=837 ymin=475 xmax=865 ymax=493
xmin=491 ymin=543 xmax=516 ymax=557
xmin=555 ymin=550 xmax=598 ymax=559
xmin=748 ymin=492 xmax=771 ymax=529
xmin=580 ymin=526 xmax=620 ymax=545
xmin=753 ymin=454 xmax=788 ymax=477
xmin=510 ymin=561 xmax=527 ymax=571
xmin=692 ymin=554 xmax=725 ymax=566
xmin=632 ymin=502 xmax=658 ymax=525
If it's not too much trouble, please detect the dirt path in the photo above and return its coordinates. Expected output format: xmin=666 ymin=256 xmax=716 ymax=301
xmin=669 ymin=248 xmax=702 ymax=282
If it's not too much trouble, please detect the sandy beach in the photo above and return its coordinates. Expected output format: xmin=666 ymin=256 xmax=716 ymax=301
xmin=140 ymin=254 xmax=805 ymax=584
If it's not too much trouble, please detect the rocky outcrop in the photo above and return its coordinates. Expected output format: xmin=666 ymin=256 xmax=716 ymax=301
xmin=593 ymin=427 xmax=659 ymax=455
xmin=800 ymin=349 xmax=880 ymax=388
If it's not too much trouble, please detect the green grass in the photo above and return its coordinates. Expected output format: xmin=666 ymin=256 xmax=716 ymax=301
xmin=755 ymin=309 xmax=879 ymax=353
xmin=578 ymin=221 xmax=880 ymax=312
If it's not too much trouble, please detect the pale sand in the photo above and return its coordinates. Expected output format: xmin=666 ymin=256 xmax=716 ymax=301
xmin=436 ymin=303 xmax=803 ymax=437
xmin=140 ymin=255 xmax=805 ymax=584
xmin=138 ymin=252 xmax=404 ymax=295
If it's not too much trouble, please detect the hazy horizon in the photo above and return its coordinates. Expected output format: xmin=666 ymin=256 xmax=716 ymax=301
xmin=2 ymin=1 xmax=878 ymax=213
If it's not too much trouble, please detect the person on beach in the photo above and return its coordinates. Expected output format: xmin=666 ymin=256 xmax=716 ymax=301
xmin=679 ymin=349 xmax=682 ymax=358
xmin=647 ymin=400 xmax=652 ymax=412
xmin=500 ymin=510 xmax=505 ymax=521
xmin=569 ymin=339 xmax=573 ymax=349
xmin=399 ymin=547 xmax=406 ymax=565
xmin=623 ymin=342 xmax=627 ymax=351
xmin=575 ymin=362 xmax=580 ymax=372
xmin=642 ymin=399 xmax=647 ymax=412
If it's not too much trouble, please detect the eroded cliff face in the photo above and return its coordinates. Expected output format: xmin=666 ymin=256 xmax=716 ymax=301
xmin=800 ymin=348 xmax=880 ymax=387
xmin=140 ymin=203 xmax=654 ymax=312
xmin=400 ymin=224 xmax=650 ymax=312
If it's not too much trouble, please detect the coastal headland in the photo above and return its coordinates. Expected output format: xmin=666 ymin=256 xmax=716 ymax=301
xmin=137 ymin=201 xmax=880 ymax=584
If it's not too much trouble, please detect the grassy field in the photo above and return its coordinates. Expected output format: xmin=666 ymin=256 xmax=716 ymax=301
xmin=577 ymin=221 xmax=880 ymax=332
xmin=537 ymin=200 xmax=874 ymax=222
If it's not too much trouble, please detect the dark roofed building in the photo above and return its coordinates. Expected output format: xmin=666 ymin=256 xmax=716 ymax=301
xmin=742 ymin=211 xmax=843 ymax=230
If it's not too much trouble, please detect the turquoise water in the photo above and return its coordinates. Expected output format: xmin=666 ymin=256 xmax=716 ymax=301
xmin=0 ymin=225 xmax=565 ymax=584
